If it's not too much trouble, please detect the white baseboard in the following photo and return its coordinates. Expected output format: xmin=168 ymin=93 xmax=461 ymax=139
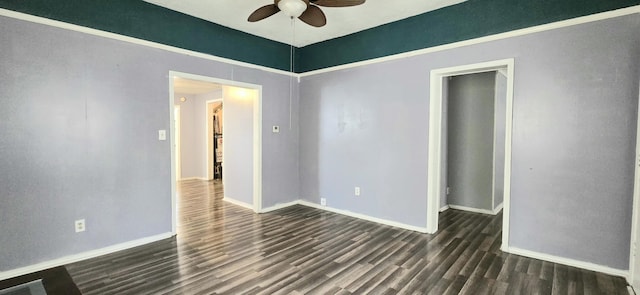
xmin=0 ymin=232 xmax=173 ymax=281
xmin=443 ymin=204 xmax=503 ymax=215
xmin=257 ymin=200 xmax=429 ymax=233
xmin=179 ymin=177 xmax=208 ymax=181
xmin=223 ymin=197 xmax=254 ymax=210
xmin=448 ymin=204 xmax=498 ymax=215
xmin=504 ymin=246 xmax=629 ymax=279
xmin=259 ymin=201 xmax=299 ymax=213
xmin=493 ymin=202 xmax=504 ymax=214
xmin=297 ymin=200 xmax=429 ymax=233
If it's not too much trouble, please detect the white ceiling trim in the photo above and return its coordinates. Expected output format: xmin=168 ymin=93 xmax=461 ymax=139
xmin=0 ymin=8 xmax=296 ymax=77
xmin=2 ymin=5 xmax=638 ymax=78
xmin=299 ymin=6 xmax=640 ymax=77
xmin=143 ymin=0 xmax=466 ymax=47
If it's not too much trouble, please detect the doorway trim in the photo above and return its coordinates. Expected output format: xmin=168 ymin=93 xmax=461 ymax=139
xmin=169 ymin=71 xmax=263 ymax=235
xmin=426 ymin=59 xmax=515 ymax=250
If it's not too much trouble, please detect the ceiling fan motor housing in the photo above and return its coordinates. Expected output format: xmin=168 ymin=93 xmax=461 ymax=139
xmin=249 ymin=0 xmax=363 ymax=27
xmin=277 ymin=0 xmax=308 ymax=18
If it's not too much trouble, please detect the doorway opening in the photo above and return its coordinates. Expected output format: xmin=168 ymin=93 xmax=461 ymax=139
xmin=169 ymin=71 xmax=263 ymax=234
xmin=444 ymin=71 xmax=506 ymax=214
xmin=426 ymin=59 xmax=515 ymax=251
xmin=206 ymin=100 xmax=223 ymax=181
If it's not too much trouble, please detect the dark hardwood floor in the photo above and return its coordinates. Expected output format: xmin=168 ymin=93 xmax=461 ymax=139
xmin=66 ymin=180 xmax=629 ymax=294
xmin=0 ymin=266 xmax=81 ymax=295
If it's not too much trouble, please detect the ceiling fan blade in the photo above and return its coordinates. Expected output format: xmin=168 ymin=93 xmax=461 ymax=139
xmin=248 ymin=4 xmax=280 ymax=22
xmin=298 ymin=5 xmax=326 ymax=27
xmin=311 ymin=0 xmax=365 ymax=7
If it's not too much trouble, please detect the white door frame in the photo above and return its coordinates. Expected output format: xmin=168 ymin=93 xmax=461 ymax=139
xmin=426 ymin=59 xmax=515 ymax=250
xmin=205 ymin=99 xmax=223 ymax=181
xmin=492 ymin=70 xmax=509 ymax=212
xmin=169 ymin=71 xmax=263 ymax=234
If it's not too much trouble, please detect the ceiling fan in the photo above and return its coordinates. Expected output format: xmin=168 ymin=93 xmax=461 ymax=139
xmin=248 ymin=0 xmax=366 ymax=27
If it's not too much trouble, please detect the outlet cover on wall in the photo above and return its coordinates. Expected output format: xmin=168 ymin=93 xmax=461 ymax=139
xmin=355 ymin=187 xmax=361 ymax=196
xmin=320 ymin=198 xmax=327 ymax=206
xmin=75 ymin=219 xmax=86 ymax=233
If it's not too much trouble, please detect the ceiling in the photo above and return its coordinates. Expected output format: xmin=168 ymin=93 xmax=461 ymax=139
xmin=173 ymin=77 xmax=222 ymax=95
xmin=143 ymin=0 xmax=466 ymax=47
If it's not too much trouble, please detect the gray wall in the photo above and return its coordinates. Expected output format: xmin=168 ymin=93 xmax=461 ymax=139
xmin=299 ymin=14 xmax=640 ymax=269
xmin=447 ymin=72 xmax=496 ymax=211
xmin=493 ymin=72 xmax=508 ymax=209
xmin=440 ymin=78 xmax=449 ymax=210
xmin=1 ymin=9 xmax=638 ymax=275
xmin=174 ymin=90 xmax=222 ymax=180
xmin=222 ymin=86 xmax=255 ymax=205
xmin=0 ymin=16 xmax=299 ymax=271
xmin=299 ymin=68 xmax=431 ymax=226
xmin=174 ymin=93 xmax=198 ymax=179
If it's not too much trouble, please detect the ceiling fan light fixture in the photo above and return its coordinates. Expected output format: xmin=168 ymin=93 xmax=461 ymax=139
xmin=277 ymin=0 xmax=307 ymax=18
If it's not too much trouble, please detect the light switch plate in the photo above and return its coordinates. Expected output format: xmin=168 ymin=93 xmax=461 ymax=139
xmin=158 ymin=130 xmax=167 ymax=140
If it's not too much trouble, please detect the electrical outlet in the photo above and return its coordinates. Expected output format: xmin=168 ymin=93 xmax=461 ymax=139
xmin=354 ymin=187 xmax=361 ymax=196
xmin=320 ymin=198 xmax=327 ymax=206
xmin=158 ymin=130 xmax=167 ymax=141
xmin=75 ymin=219 xmax=86 ymax=233
xmin=446 ymin=187 xmax=451 ymax=195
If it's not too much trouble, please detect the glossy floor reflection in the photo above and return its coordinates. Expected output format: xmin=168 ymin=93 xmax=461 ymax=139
xmin=67 ymin=180 xmax=629 ymax=294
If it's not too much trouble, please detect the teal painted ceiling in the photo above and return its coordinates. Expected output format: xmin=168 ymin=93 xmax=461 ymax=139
xmin=1 ymin=0 xmax=639 ymax=73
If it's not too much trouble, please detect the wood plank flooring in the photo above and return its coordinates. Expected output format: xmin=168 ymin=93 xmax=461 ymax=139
xmin=66 ymin=180 xmax=629 ymax=294
xmin=0 ymin=266 xmax=81 ymax=295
